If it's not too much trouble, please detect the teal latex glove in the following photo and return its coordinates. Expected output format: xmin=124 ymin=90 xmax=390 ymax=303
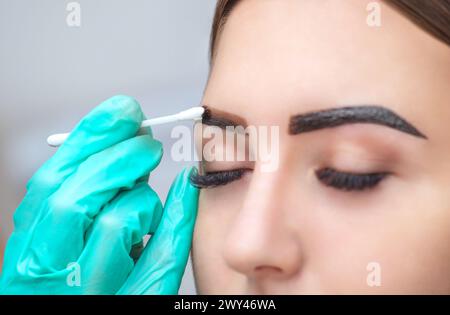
xmin=0 ymin=95 xmax=199 ymax=294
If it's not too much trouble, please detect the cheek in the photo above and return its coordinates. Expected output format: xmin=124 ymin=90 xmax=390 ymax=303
xmin=307 ymin=182 xmax=450 ymax=293
xmin=192 ymin=184 xmax=247 ymax=293
xmin=376 ymin=188 xmax=450 ymax=293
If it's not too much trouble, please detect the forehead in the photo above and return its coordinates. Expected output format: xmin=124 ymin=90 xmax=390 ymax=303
xmin=204 ymin=0 xmax=450 ymax=122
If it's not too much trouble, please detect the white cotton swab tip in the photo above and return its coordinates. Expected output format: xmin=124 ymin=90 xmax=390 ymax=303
xmin=140 ymin=106 xmax=205 ymax=127
xmin=47 ymin=106 xmax=205 ymax=147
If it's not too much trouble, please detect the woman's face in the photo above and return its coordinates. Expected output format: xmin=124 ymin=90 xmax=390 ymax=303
xmin=192 ymin=0 xmax=450 ymax=294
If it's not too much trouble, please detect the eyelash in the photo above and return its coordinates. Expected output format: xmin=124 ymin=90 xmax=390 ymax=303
xmin=315 ymin=168 xmax=389 ymax=191
xmin=190 ymin=169 xmax=249 ymax=189
xmin=191 ymin=167 xmax=389 ymax=191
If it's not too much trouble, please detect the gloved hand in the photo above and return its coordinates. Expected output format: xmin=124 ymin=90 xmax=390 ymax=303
xmin=0 ymin=95 xmax=199 ymax=294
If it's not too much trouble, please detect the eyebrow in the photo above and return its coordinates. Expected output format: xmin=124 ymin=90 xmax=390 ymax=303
xmin=289 ymin=106 xmax=427 ymax=139
xmin=201 ymin=105 xmax=248 ymax=128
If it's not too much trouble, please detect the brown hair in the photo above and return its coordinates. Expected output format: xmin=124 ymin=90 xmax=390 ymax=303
xmin=209 ymin=0 xmax=450 ymax=65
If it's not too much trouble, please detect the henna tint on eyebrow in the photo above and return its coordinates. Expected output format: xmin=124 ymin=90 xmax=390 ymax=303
xmin=289 ymin=106 xmax=427 ymax=139
xmin=201 ymin=105 xmax=247 ymax=128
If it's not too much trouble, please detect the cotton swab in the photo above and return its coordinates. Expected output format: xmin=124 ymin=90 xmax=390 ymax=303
xmin=47 ymin=106 xmax=205 ymax=147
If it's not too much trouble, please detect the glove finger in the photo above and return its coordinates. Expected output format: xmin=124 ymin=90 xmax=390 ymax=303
xmin=136 ymin=127 xmax=153 ymax=184
xmin=77 ymin=182 xmax=163 ymax=294
xmin=31 ymin=95 xmax=145 ymax=191
xmin=117 ymin=167 xmax=199 ymax=295
xmin=27 ymin=135 xmax=162 ymax=272
xmin=15 ymin=95 xmax=147 ymax=232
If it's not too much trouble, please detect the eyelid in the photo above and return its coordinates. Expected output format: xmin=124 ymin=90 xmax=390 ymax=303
xmin=194 ymin=125 xmax=252 ymax=165
xmin=201 ymin=160 xmax=254 ymax=174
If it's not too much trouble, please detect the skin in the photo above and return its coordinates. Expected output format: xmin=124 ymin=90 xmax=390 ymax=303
xmin=192 ymin=0 xmax=450 ymax=294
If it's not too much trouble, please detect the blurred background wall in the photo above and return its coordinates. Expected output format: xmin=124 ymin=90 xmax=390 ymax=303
xmin=0 ymin=0 xmax=216 ymax=294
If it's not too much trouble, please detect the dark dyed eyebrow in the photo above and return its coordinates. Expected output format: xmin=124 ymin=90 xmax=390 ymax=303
xmin=289 ymin=106 xmax=427 ymax=139
xmin=201 ymin=105 xmax=247 ymax=128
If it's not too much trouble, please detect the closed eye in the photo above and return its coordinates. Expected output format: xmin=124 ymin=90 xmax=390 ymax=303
xmin=315 ymin=168 xmax=390 ymax=191
xmin=190 ymin=168 xmax=251 ymax=189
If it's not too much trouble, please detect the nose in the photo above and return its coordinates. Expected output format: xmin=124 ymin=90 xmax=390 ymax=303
xmin=223 ymin=167 xmax=302 ymax=280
